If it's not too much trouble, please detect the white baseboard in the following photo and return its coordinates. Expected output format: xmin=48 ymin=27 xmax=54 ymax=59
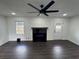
xmin=9 ymin=39 xmax=32 ymax=41
xmin=0 ymin=41 xmax=8 ymax=46
xmin=68 ymin=40 xmax=79 ymax=46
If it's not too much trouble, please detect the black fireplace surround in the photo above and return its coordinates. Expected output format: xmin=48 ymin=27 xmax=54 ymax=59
xmin=32 ymin=27 xmax=48 ymax=42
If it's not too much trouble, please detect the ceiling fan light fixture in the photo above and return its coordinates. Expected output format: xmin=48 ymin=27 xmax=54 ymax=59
xmin=40 ymin=14 xmax=42 ymax=16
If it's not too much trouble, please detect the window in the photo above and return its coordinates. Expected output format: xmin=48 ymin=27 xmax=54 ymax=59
xmin=16 ymin=22 xmax=24 ymax=34
xmin=55 ymin=23 xmax=62 ymax=32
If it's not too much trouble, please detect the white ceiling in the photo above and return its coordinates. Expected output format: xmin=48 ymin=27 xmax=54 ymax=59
xmin=0 ymin=0 xmax=79 ymax=17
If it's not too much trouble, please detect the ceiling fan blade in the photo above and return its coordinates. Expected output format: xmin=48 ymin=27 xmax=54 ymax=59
xmin=44 ymin=13 xmax=49 ymax=16
xmin=26 ymin=12 xmax=38 ymax=13
xmin=42 ymin=0 xmax=55 ymax=11
xmin=46 ymin=10 xmax=59 ymax=13
xmin=27 ymin=3 xmax=40 ymax=11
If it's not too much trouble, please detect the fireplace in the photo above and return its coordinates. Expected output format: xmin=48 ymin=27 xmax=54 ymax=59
xmin=32 ymin=27 xmax=48 ymax=42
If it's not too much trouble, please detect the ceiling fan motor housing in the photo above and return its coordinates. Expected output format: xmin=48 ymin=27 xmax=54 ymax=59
xmin=40 ymin=4 xmax=44 ymax=8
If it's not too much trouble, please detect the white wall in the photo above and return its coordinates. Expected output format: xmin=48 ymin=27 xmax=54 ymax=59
xmin=0 ymin=15 xmax=79 ymax=45
xmin=0 ymin=15 xmax=78 ymax=45
xmin=7 ymin=16 xmax=69 ymax=41
xmin=68 ymin=16 xmax=79 ymax=45
xmin=0 ymin=16 xmax=8 ymax=46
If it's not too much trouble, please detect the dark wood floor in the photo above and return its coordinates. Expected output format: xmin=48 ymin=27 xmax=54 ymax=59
xmin=0 ymin=40 xmax=79 ymax=59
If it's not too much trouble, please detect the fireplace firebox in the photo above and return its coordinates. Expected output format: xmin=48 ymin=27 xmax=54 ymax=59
xmin=32 ymin=27 xmax=48 ymax=42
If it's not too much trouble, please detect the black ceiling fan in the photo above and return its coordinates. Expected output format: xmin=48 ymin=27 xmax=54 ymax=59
xmin=27 ymin=0 xmax=59 ymax=16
